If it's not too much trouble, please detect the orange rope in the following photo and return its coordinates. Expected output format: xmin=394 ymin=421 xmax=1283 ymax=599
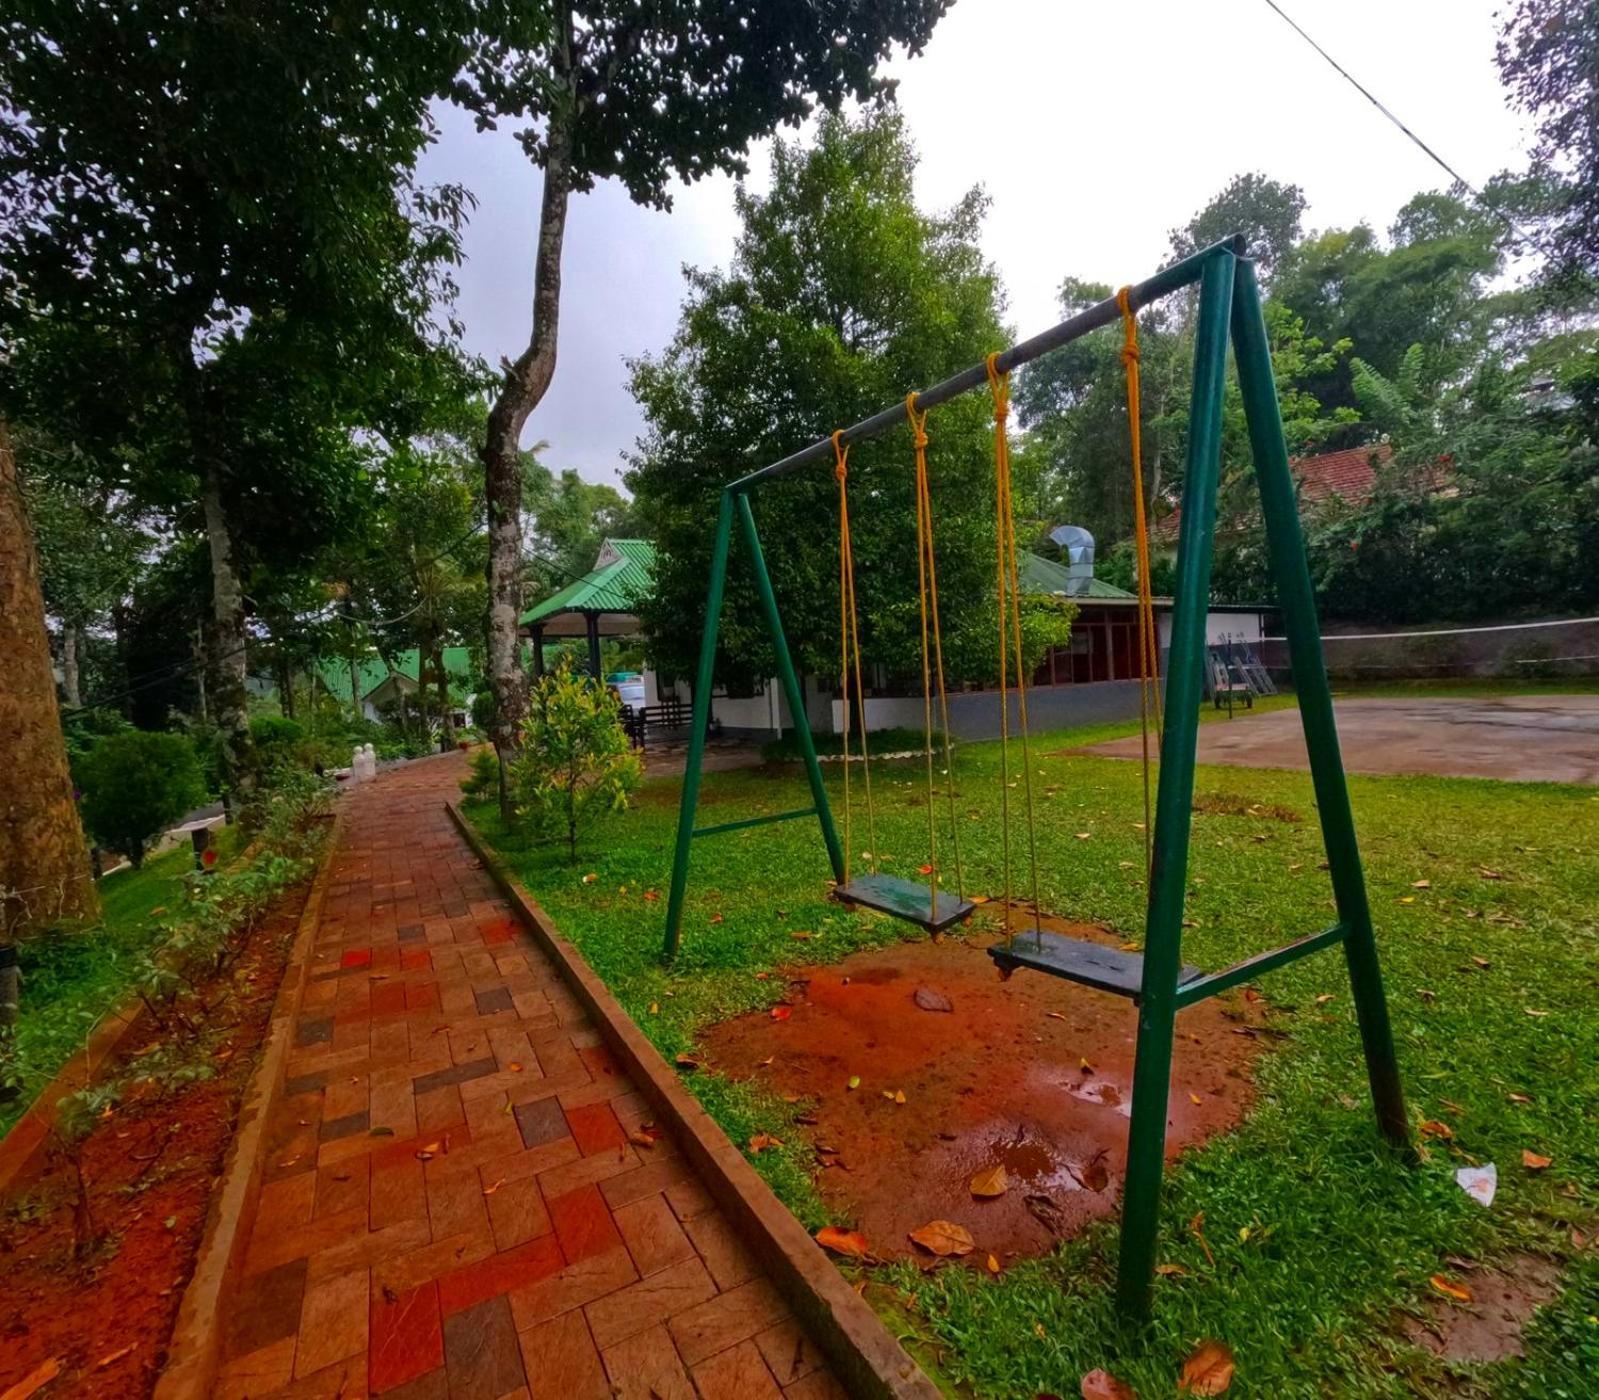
xmin=907 ymin=394 xmax=963 ymax=914
xmin=986 ymin=354 xmax=1043 ymax=947
xmin=834 ymin=430 xmax=877 ymax=884
xmin=1117 ymin=287 xmax=1163 ymax=879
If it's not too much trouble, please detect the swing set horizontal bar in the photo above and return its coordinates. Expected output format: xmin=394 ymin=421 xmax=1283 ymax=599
xmin=1173 ymin=922 xmax=1348 ymax=1008
xmin=725 ymin=234 xmax=1246 ymax=493
xmin=691 ymin=806 xmax=817 ymax=839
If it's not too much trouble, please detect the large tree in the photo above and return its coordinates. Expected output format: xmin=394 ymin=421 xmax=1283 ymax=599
xmin=1496 ymin=0 xmax=1599 ymax=283
xmin=458 ymin=0 xmax=953 ymax=799
xmin=0 ymin=0 xmax=475 ymax=780
xmin=1 ymin=423 xmax=98 ymax=960
xmin=627 ymin=109 xmax=1012 ymax=690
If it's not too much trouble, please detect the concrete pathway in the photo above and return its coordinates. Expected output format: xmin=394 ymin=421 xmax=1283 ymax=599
xmin=1081 ymin=694 xmax=1599 ymax=786
xmin=215 ymin=754 xmax=842 ymax=1399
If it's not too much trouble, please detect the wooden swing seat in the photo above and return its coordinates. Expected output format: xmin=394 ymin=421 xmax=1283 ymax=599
xmin=988 ymin=931 xmax=1202 ymax=1001
xmin=835 ymin=873 xmax=975 ymax=933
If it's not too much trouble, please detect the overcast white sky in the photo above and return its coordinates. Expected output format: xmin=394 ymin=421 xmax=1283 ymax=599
xmin=418 ymin=0 xmax=1535 ymax=490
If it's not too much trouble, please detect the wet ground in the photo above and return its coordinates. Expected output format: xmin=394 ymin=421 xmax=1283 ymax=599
xmin=701 ymin=916 xmax=1267 ymax=1264
xmin=1082 ymin=695 xmax=1599 ymax=785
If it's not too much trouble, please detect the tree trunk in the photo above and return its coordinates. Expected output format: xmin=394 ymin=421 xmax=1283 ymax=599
xmin=193 ymin=624 xmax=209 ymax=723
xmin=483 ymin=8 xmax=576 ymax=818
xmin=348 ymin=652 xmax=363 ymax=723
xmin=61 ymin=622 xmax=82 ymax=708
xmin=436 ymin=645 xmax=456 ymax=748
xmin=200 ymin=464 xmax=253 ymax=789
xmin=0 ymin=421 xmax=99 ymax=941
xmin=277 ymin=655 xmax=296 ymax=720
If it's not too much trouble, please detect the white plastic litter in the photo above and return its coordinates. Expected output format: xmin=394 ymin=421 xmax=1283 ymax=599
xmin=1456 ymin=1163 xmax=1497 ymax=1207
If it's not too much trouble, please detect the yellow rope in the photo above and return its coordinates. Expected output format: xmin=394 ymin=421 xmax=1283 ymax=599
xmin=907 ymin=394 xmax=964 ymax=914
xmin=1117 ymin=287 xmax=1163 ymax=880
xmin=986 ymin=354 xmax=1044 ymax=947
xmin=834 ymin=430 xmax=877 ymax=884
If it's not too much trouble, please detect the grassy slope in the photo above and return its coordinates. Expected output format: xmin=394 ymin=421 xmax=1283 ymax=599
xmin=1 ymin=846 xmax=197 ymax=1136
xmin=466 ymin=694 xmax=1599 ymax=1398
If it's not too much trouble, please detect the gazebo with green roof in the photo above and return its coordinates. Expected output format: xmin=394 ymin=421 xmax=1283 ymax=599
xmin=521 ymin=539 xmax=655 ymax=677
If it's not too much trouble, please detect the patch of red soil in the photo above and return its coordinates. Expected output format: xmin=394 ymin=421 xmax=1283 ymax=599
xmin=0 ymin=884 xmax=309 ymax=1398
xmin=701 ymin=914 xmax=1269 ymax=1265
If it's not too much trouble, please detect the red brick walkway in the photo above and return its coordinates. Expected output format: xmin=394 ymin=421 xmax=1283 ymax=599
xmin=216 ymin=755 xmax=844 ymax=1399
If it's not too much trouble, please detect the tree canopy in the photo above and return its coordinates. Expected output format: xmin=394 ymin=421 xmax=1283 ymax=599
xmin=628 ymin=109 xmax=1021 ymax=687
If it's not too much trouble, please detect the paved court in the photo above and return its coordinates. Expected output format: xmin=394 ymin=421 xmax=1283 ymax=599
xmin=1082 ymin=694 xmax=1599 ymax=785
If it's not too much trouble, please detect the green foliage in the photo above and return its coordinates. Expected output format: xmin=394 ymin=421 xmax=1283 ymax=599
xmin=1169 ymin=171 xmax=1306 ymax=281
xmin=509 ymin=668 xmax=642 ymax=859
xmin=78 ymin=731 xmax=205 ymax=867
xmin=629 ymin=109 xmax=1010 ymax=687
xmin=460 ymin=748 xmax=500 ymax=800
xmin=1496 ymin=0 xmax=1599 ymax=283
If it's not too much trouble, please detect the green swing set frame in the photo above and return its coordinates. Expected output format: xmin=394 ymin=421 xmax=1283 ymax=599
xmin=661 ymin=238 xmax=1411 ymax=1320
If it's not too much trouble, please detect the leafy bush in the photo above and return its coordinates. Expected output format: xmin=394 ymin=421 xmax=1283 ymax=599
xmin=78 ymin=730 xmax=206 ymax=867
xmin=460 ymin=747 xmax=500 ymax=799
xmin=509 ymin=667 xmax=642 ymax=858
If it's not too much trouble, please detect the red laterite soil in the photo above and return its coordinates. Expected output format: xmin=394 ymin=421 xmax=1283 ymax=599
xmin=701 ymin=911 xmax=1269 ymax=1265
xmin=0 ymin=885 xmax=308 ymax=1398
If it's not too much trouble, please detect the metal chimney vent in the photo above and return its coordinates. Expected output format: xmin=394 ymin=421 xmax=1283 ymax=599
xmin=1048 ymin=524 xmax=1095 ymax=595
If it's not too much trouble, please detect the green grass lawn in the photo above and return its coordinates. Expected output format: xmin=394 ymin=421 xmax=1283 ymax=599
xmin=466 ymin=696 xmax=1599 ymax=1398
xmin=1 ymin=844 xmax=201 ymax=1137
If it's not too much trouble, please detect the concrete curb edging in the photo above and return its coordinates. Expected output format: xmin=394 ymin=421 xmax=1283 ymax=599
xmin=446 ymin=801 xmax=941 ymax=1400
xmin=155 ymin=822 xmax=340 ymax=1400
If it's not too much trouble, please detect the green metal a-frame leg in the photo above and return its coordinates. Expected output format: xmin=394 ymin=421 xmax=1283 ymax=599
xmin=1113 ymin=251 xmax=1411 ymax=1319
xmin=662 ymin=491 xmax=845 ymax=961
xmin=659 ymin=240 xmax=1410 ymax=1323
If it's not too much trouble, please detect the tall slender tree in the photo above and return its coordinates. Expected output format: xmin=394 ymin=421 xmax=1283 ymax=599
xmin=457 ymin=0 xmax=953 ymax=806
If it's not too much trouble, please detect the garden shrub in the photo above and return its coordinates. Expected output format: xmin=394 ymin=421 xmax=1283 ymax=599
xmin=509 ymin=667 xmax=642 ymax=858
xmin=78 ymin=730 xmax=206 ymax=867
xmin=460 ymin=748 xmax=500 ymax=800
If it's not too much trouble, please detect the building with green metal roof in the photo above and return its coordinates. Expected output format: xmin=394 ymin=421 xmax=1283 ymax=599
xmin=520 ymin=539 xmax=655 ymax=677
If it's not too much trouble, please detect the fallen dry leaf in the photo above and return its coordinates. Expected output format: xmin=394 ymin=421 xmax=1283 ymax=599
xmin=1412 ymin=879 xmax=1431 ymax=889
xmin=1522 ymin=1149 xmax=1552 ymax=1171
xmin=1420 ymin=1120 xmax=1455 ymax=1140
xmin=482 ymin=1178 xmax=506 ymax=1196
xmin=1315 ymin=994 xmax=1336 ymax=1006
xmin=816 ymin=1225 xmax=869 ymax=1258
xmin=748 ymin=1132 xmax=784 ymax=1155
xmin=708 ymin=913 xmax=724 ymax=925
xmin=1430 ymin=1274 xmax=1473 ymax=1303
xmin=770 ymin=1005 xmax=792 ymax=1022
xmin=95 ymin=1344 xmax=135 ymax=1370
xmin=913 ymin=986 xmax=954 ymax=1013
xmin=628 ymin=1130 xmax=659 ymax=1150
xmin=1478 ymin=867 xmax=1504 ymax=880
xmin=674 ymin=1053 xmax=700 ymax=1070
xmin=1081 ymin=1368 xmax=1137 ymax=1400
xmin=1508 ymin=1092 xmax=1532 ymax=1104
xmin=846 ymin=1075 xmax=861 ymax=1090
xmin=986 ymin=1253 xmax=1002 ymax=1275
xmin=1156 ymin=1263 xmax=1187 ymax=1277
xmin=581 ymin=872 xmax=597 ymax=884
xmin=909 ymin=1219 xmax=975 ymax=1257
xmin=1046 ymin=1011 xmax=1067 ymax=1021
xmin=1076 ymin=1154 xmax=1111 ymax=1193
xmin=969 ymin=1164 xmax=1010 ymax=1198
xmin=1178 ymin=1339 xmax=1235 ymax=1395
xmin=2 ymin=1359 xmax=62 ymax=1400
xmin=790 ymin=930 xmax=812 ymax=940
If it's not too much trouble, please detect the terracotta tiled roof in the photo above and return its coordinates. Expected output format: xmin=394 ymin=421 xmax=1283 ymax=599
xmin=1152 ymin=443 xmax=1395 ymax=541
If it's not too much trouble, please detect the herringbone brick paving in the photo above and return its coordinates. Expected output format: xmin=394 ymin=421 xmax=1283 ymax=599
xmin=215 ymin=755 xmax=845 ymax=1399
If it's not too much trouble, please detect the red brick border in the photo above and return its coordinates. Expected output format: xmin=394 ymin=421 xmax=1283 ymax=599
xmin=156 ymin=819 xmax=339 ymax=1400
xmin=446 ymin=801 xmax=940 ymax=1400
